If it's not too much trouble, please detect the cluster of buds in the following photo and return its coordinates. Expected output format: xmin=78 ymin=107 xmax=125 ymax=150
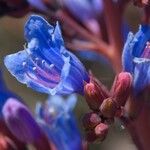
xmin=83 ymin=72 xmax=133 ymax=142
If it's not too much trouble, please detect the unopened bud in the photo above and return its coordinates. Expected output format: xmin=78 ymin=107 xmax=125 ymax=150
xmin=85 ymin=123 xmax=109 ymax=143
xmin=2 ymin=98 xmax=41 ymax=143
xmin=2 ymin=98 xmax=51 ymax=150
xmin=82 ymin=112 xmax=101 ymax=130
xmin=94 ymin=123 xmax=109 ymax=141
xmin=111 ymin=72 xmax=132 ymax=107
xmin=100 ymin=98 xmax=117 ymax=118
xmin=84 ymin=76 xmax=109 ymax=111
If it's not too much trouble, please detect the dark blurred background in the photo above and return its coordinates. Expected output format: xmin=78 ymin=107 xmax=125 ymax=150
xmin=0 ymin=4 xmax=142 ymax=150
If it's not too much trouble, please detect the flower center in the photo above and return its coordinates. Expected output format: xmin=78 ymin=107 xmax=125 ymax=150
xmin=22 ymin=51 xmax=61 ymax=89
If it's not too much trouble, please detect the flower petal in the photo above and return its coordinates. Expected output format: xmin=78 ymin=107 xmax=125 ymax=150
xmin=4 ymin=15 xmax=89 ymax=95
xmin=133 ymin=57 xmax=150 ymax=93
xmin=132 ymin=25 xmax=150 ymax=57
xmin=122 ymin=32 xmax=135 ymax=72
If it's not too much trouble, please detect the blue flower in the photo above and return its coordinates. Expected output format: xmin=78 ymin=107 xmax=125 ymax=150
xmin=122 ymin=25 xmax=150 ymax=93
xmin=35 ymin=94 xmax=82 ymax=150
xmin=4 ymin=15 xmax=89 ymax=95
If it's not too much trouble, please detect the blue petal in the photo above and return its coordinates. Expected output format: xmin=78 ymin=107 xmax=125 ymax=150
xmin=53 ymin=22 xmax=64 ymax=49
xmin=25 ymin=15 xmax=64 ymax=68
xmin=64 ymin=94 xmax=77 ymax=112
xmin=132 ymin=25 xmax=150 ymax=57
xmin=4 ymin=50 xmax=54 ymax=94
xmin=122 ymin=32 xmax=135 ymax=72
xmin=35 ymin=95 xmax=82 ymax=150
xmin=133 ymin=57 xmax=150 ymax=93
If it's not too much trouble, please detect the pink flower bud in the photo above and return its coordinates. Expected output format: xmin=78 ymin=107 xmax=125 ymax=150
xmin=111 ymin=72 xmax=132 ymax=107
xmin=100 ymin=98 xmax=118 ymax=118
xmin=85 ymin=123 xmax=109 ymax=142
xmin=82 ymin=112 xmax=101 ymax=130
xmin=94 ymin=123 xmax=109 ymax=141
xmin=84 ymin=75 xmax=109 ymax=111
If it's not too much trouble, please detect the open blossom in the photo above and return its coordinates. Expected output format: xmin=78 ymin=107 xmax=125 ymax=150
xmin=122 ymin=25 xmax=150 ymax=93
xmin=4 ymin=15 xmax=89 ymax=95
xmin=36 ymin=94 xmax=82 ymax=150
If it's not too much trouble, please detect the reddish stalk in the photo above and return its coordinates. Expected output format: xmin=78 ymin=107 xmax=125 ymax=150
xmin=102 ymin=0 xmax=125 ymax=72
xmin=0 ymin=120 xmax=27 ymax=150
xmin=122 ymin=95 xmax=150 ymax=150
xmin=33 ymin=134 xmax=52 ymax=150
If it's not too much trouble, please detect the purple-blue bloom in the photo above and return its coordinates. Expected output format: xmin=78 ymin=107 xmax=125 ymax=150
xmin=4 ymin=15 xmax=89 ymax=95
xmin=122 ymin=25 xmax=150 ymax=93
xmin=2 ymin=98 xmax=45 ymax=144
xmin=36 ymin=94 xmax=82 ymax=150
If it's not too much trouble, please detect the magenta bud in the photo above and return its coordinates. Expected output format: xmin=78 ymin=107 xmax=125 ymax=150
xmin=94 ymin=123 xmax=109 ymax=141
xmin=84 ymin=75 xmax=109 ymax=111
xmin=82 ymin=112 xmax=101 ymax=130
xmin=100 ymin=98 xmax=117 ymax=118
xmin=85 ymin=123 xmax=109 ymax=143
xmin=111 ymin=72 xmax=132 ymax=107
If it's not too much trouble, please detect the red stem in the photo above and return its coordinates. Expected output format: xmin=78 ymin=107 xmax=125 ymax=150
xmin=122 ymin=97 xmax=150 ymax=150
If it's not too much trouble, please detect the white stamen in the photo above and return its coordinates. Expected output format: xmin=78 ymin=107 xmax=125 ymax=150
xmin=121 ymin=125 xmax=125 ymax=130
xmin=33 ymin=67 xmax=36 ymax=71
xmin=49 ymin=64 xmax=54 ymax=68
xmin=42 ymin=60 xmax=45 ymax=64
xmin=22 ymin=62 xmax=26 ymax=66
xmin=35 ymin=57 xmax=39 ymax=61
xmin=48 ymin=107 xmax=56 ymax=117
